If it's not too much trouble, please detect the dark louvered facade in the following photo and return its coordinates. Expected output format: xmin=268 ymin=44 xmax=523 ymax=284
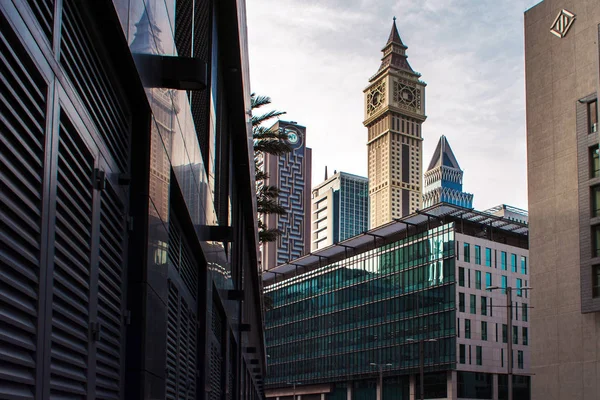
xmin=0 ymin=1 xmax=266 ymax=399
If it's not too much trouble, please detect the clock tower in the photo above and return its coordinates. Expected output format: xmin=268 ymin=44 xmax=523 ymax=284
xmin=364 ymin=18 xmax=426 ymax=228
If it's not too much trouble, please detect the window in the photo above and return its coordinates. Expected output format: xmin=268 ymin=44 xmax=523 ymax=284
xmin=525 ymin=280 xmax=528 ymax=298
xmin=593 ymin=186 xmax=600 ymax=218
xmin=517 ymin=350 xmax=524 ymax=369
xmin=459 ymin=292 xmax=465 ymax=312
xmin=522 ymin=303 xmax=528 ymax=321
xmin=502 ymin=324 xmax=508 ymax=343
xmin=470 ymin=294 xmax=476 ymax=314
xmin=475 ymin=245 xmax=481 ymax=265
xmin=501 ymin=251 xmax=507 ymax=270
xmin=513 ymin=326 xmax=518 ymax=344
xmin=468 ymin=269 xmax=471 ymax=288
xmin=459 ymin=267 xmax=465 ymax=287
xmin=501 ymin=349 xmax=504 ymax=368
xmin=485 ymin=248 xmax=492 ymax=267
xmin=465 ymin=319 xmax=471 ymax=338
xmin=501 ymin=275 xmax=507 ymax=293
xmin=516 ymin=278 xmax=523 ymax=297
xmin=523 ymin=327 xmax=528 ymax=346
xmin=481 ymin=296 xmax=487 ymax=316
xmin=459 ymin=344 xmax=466 ymax=364
xmin=594 ymin=266 xmax=600 ymax=298
xmin=495 ymin=323 xmax=498 ymax=342
xmin=481 ymin=321 xmax=488 ymax=341
xmin=456 ymin=241 xmax=460 ymax=260
xmin=469 ymin=345 xmax=472 ymax=365
xmin=464 ymin=243 xmax=470 ymax=262
xmin=485 ymin=272 xmax=492 ymax=289
xmin=476 ymin=346 xmax=482 ymax=366
xmin=590 ymin=145 xmax=600 ymax=178
xmin=475 ymin=270 xmax=482 ymax=290
xmin=457 ymin=318 xmax=460 ymax=337
xmin=511 ymin=254 xmax=517 ymax=272
xmin=589 ymin=100 xmax=598 ymax=134
xmin=490 ymin=297 xmax=493 ymax=316
xmin=521 ymin=255 xmax=527 ymax=274
xmin=593 ymin=225 xmax=600 ymax=257
xmin=514 ymin=302 xmax=519 ymax=320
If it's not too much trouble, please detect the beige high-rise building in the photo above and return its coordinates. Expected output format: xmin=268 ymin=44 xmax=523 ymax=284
xmin=364 ymin=19 xmax=426 ymax=228
xmin=524 ymin=1 xmax=600 ymax=399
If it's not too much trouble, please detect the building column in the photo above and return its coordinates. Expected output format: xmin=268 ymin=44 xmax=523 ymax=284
xmin=493 ymin=374 xmax=499 ymax=400
xmin=409 ymin=374 xmax=416 ymax=400
xmin=376 ymin=379 xmax=382 ymax=400
xmin=347 ymin=382 xmax=352 ymax=400
xmin=447 ymin=370 xmax=457 ymax=400
xmin=321 ymin=393 xmax=326 ymax=400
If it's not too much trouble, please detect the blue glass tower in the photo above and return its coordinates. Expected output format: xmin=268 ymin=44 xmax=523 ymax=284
xmin=423 ymin=136 xmax=474 ymax=208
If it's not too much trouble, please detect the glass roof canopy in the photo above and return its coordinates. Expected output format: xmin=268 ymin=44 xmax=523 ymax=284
xmin=262 ymin=202 xmax=528 ymax=286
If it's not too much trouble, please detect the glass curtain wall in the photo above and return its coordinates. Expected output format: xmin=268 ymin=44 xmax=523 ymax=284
xmin=265 ymin=224 xmax=457 ymax=386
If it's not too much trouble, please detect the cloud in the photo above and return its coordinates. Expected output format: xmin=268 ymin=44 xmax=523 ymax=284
xmin=247 ymin=0 xmax=540 ymax=211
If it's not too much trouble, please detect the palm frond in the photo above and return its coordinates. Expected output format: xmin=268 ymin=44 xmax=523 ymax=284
xmin=253 ymin=126 xmax=288 ymax=140
xmin=255 ymin=170 xmax=269 ymax=182
xmin=259 ymin=228 xmax=282 ymax=244
xmin=252 ymin=110 xmax=286 ymax=127
xmin=251 ymin=93 xmax=272 ymax=110
xmin=254 ymin=140 xmax=292 ymax=156
xmin=257 ymin=198 xmax=286 ymax=215
xmin=258 ymin=185 xmax=281 ymax=199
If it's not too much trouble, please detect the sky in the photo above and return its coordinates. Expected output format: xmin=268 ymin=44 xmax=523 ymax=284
xmin=246 ymin=0 xmax=542 ymax=211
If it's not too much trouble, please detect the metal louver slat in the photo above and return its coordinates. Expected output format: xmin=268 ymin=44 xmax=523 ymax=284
xmin=60 ymin=0 xmax=130 ymax=172
xmin=25 ymin=0 xmax=54 ymax=44
xmin=50 ymin=114 xmax=93 ymax=399
xmin=166 ymin=283 xmax=179 ymax=400
xmin=0 ymin=11 xmax=47 ymax=399
xmin=96 ymin=182 xmax=126 ymax=400
xmin=168 ymin=217 xmax=198 ymax=299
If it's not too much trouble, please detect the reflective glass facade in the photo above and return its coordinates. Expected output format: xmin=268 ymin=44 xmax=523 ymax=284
xmin=265 ymin=224 xmax=457 ymax=386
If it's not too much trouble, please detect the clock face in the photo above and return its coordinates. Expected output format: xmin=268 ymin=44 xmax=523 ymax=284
xmin=284 ymin=128 xmax=302 ymax=147
xmin=287 ymin=131 xmax=299 ymax=144
xmin=367 ymin=80 xmax=386 ymax=115
xmin=393 ymin=81 xmax=421 ymax=111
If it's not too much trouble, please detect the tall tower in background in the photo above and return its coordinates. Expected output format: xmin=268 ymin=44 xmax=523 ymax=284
xmin=364 ymin=18 xmax=426 ymax=228
xmin=260 ymin=121 xmax=312 ymax=270
xmin=311 ymin=171 xmax=369 ymax=250
xmin=423 ymin=135 xmax=473 ymax=208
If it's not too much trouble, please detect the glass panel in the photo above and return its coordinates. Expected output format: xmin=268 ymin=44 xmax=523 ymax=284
xmin=481 ymin=296 xmax=487 ymax=316
xmin=522 ymin=327 xmax=528 ymax=346
xmin=522 ymin=303 xmax=528 ymax=321
xmin=589 ymin=100 xmax=598 ymax=134
xmin=520 ymin=256 xmax=527 ymax=274
xmin=516 ymin=279 xmax=523 ymax=297
xmin=486 ymin=272 xmax=492 ymax=288
xmin=481 ymin=321 xmax=487 ymax=341
xmin=593 ymin=225 xmax=600 ymax=257
xmin=465 ymin=319 xmax=471 ymax=339
xmin=476 ymin=346 xmax=482 ymax=365
xmin=459 ymin=292 xmax=465 ymax=312
xmin=501 ymin=251 xmax=507 ymax=270
xmin=511 ymin=254 xmax=517 ymax=272
xmin=475 ymin=271 xmax=481 ymax=290
xmin=463 ymin=243 xmax=470 ymax=262
xmin=594 ymin=265 xmax=600 ymax=298
xmin=459 ymin=344 xmax=465 ymax=364
xmin=470 ymin=294 xmax=476 ymax=314
xmin=592 ymin=186 xmax=600 ymax=217
xmin=485 ymin=248 xmax=492 ymax=267
xmin=459 ymin=267 xmax=465 ymax=287
xmin=475 ymin=245 xmax=481 ymax=265
xmin=590 ymin=145 xmax=600 ymax=178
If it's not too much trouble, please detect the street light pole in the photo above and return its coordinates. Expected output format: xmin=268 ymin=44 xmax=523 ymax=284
xmin=370 ymin=362 xmax=392 ymax=400
xmin=487 ymin=285 xmax=531 ymax=400
xmin=506 ymin=287 xmax=513 ymax=400
xmin=407 ymin=338 xmax=437 ymax=400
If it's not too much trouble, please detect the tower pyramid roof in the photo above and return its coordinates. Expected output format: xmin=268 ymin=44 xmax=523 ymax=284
xmin=426 ymin=135 xmax=461 ymax=171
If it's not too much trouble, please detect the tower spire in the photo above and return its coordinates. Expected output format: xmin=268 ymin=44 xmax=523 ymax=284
xmin=386 ymin=16 xmax=405 ymax=47
xmin=378 ymin=17 xmax=413 ymax=73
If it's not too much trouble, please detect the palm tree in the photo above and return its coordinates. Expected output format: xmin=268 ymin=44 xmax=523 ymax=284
xmin=252 ymin=93 xmax=291 ymax=243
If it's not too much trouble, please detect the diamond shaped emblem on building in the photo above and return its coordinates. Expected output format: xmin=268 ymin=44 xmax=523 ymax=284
xmin=550 ymin=9 xmax=576 ymax=38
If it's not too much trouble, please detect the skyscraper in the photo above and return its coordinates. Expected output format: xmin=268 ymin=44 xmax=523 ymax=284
xmin=311 ymin=171 xmax=369 ymax=250
xmin=364 ymin=18 xmax=426 ymax=228
xmin=423 ymin=135 xmax=474 ymax=209
xmin=524 ymin=1 xmax=599 ymax=398
xmin=260 ymin=120 xmax=312 ymax=270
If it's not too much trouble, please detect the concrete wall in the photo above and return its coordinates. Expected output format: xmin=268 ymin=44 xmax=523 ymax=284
xmin=524 ymin=1 xmax=600 ymax=398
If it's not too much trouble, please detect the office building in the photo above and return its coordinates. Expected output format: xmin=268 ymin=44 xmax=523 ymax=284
xmin=311 ymin=171 xmax=369 ymax=251
xmin=364 ymin=19 xmax=427 ymax=228
xmin=524 ymin=1 xmax=600 ymax=398
xmin=260 ymin=120 xmax=312 ymax=270
xmin=263 ymin=203 xmax=530 ymax=399
xmin=484 ymin=205 xmax=529 ymax=225
xmin=423 ymin=136 xmax=474 ymax=209
xmin=0 ymin=0 xmax=267 ymax=399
